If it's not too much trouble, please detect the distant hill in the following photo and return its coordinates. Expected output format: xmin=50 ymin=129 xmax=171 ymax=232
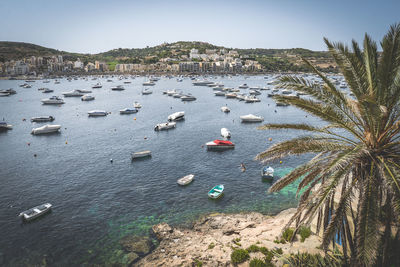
xmin=0 ymin=42 xmax=70 ymax=62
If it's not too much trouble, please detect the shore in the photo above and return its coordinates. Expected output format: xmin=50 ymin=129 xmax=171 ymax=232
xmin=125 ymin=208 xmax=322 ymax=266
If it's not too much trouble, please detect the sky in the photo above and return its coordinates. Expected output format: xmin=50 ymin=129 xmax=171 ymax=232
xmin=0 ymin=0 xmax=399 ymax=54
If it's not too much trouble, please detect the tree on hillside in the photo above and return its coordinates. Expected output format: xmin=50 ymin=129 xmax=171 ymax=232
xmin=257 ymin=24 xmax=400 ymax=266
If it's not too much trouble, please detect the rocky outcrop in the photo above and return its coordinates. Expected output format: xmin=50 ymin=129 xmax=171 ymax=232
xmin=134 ymin=208 xmax=323 ymax=266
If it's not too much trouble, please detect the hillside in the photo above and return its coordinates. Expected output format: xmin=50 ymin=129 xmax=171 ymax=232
xmin=0 ymin=41 xmax=69 ymax=62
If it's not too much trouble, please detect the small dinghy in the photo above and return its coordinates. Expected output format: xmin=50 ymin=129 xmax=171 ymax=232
xmin=206 ymin=139 xmax=235 ymax=150
xmin=168 ymin=111 xmax=185 ymax=121
xmin=208 ymin=185 xmax=224 ymax=199
xmin=31 ymin=116 xmax=55 ymax=122
xmin=131 ymin=150 xmax=152 ymax=160
xmin=19 ymin=203 xmax=52 ymax=221
xmin=120 ymin=108 xmax=138 ymax=114
xmin=221 ymin=106 xmax=230 ymax=113
xmin=177 ymin=174 xmax=194 ymax=186
xmin=261 ymin=166 xmax=274 ymax=180
xmin=220 ymin=128 xmax=231 ymax=138
xmin=31 ymin=124 xmax=61 ymax=135
xmin=154 ymin=122 xmax=176 ymax=131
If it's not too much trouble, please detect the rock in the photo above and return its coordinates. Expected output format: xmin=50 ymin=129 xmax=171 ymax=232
xmin=122 ymin=252 xmax=139 ymax=265
xmin=120 ymin=235 xmax=154 ymax=255
xmin=152 ymin=223 xmax=173 ymax=239
xmin=223 ymin=230 xmax=240 ymax=236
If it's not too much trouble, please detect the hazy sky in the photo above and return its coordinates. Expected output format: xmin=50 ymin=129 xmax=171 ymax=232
xmin=0 ymin=0 xmax=398 ymax=53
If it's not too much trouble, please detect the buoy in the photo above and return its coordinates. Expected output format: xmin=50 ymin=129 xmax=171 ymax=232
xmin=27 ymin=142 xmax=30 ymax=146
xmin=34 ymin=154 xmax=37 ymax=157
xmin=280 ymin=161 xmax=283 ymax=164
xmin=65 ymin=141 xmax=68 ymax=144
xmin=144 ymin=136 xmax=147 ymax=140
xmin=134 ymin=118 xmax=136 ymax=120
xmin=110 ymin=159 xmax=113 ymax=163
xmin=268 ymin=137 xmax=272 ymax=141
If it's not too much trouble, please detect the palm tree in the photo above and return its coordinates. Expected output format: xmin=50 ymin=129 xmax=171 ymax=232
xmin=256 ymin=24 xmax=400 ymax=266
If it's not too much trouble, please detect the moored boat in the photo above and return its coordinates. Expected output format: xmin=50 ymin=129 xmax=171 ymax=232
xmin=261 ymin=166 xmax=274 ymax=180
xmin=133 ymin=102 xmax=142 ymax=108
xmin=221 ymin=106 xmax=230 ymax=113
xmin=31 ymin=124 xmax=61 ymax=135
xmin=0 ymin=121 xmax=13 ymax=130
xmin=238 ymin=83 xmax=249 ymax=89
xmin=142 ymin=81 xmax=155 ymax=86
xmin=206 ymin=139 xmax=235 ymax=150
xmin=208 ymin=185 xmax=224 ymax=199
xmin=220 ymin=128 xmax=231 ymax=138
xmin=62 ymin=90 xmax=84 ymax=97
xmin=131 ymin=150 xmax=152 ymax=160
xmin=92 ymin=83 xmax=102 ymax=88
xmin=240 ymin=114 xmax=264 ymax=122
xmin=88 ymin=110 xmax=108 ymax=117
xmin=181 ymin=95 xmax=196 ymax=101
xmin=81 ymin=94 xmax=95 ymax=101
xmin=19 ymin=203 xmax=52 ymax=221
xmin=154 ymin=122 xmax=176 ymax=131
xmin=111 ymin=85 xmax=125 ymax=91
xmin=177 ymin=174 xmax=194 ymax=186
xmin=41 ymin=96 xmax=64 ymax=104
xmin=120 ymin=108 xmax=138 ymax=114
xmin=31 ymin=116 xmax=55 ymax=122
xmin=142 ymin=89 xmax=153 ymax=95
xmin=168 ymin=111 xmax=185 ymax=121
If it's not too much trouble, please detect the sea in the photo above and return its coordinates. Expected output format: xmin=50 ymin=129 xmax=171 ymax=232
xmin=0 ymin=75 xmax=322 ymax=266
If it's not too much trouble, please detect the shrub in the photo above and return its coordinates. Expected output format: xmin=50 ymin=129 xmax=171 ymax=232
xmin=259 ymin=246 xmax=269 ymax=255
xmin=283 ymin=252 xmax=344 ymax=267
xmin=194 ymin=259 xmax=203 ymax=267
xmin=272 ymin=248 xmax=283 ymax=255
xmin=250 ymin=258 xmax=268 ymax=267
xmin=208 ymin=242 xmax=215 ymax=249
xmin=246 ymin=244 xmax=260 ymax=253
xmin=282 ymin=228 xmax=294 ymax=242
xmin=231 ymin=249 xmax=250 ymax=264
xmin=299 ymin=226 xmax=311 ymax=242
xmin=264 ymin=250 xmax=274 ymax=263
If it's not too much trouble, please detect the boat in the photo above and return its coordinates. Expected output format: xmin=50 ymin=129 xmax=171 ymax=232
xmin=42 ymin=88 xmax=54 ymax=93
xmin=168 ymin=111 xmax=185 ymax=121
xmin=249 ymin=89 xmax=261 ymax=95
xmin=142 ymin=89 xmax=153 ymax=95
xmin=240 ymin=114 xmax=264 ymax=122
xmin=244 ymin=95 xmax=261 ymax=103
xmin=19 ymin=203 xmax=52 ymax=221
xmin=192 ymin=80 xmax=213 ymax=86
xmin=0 ymin=92 xmax=10 ymax=97
xmin=166 ymin=89 xmax=178 ymax=96
xmin=225 ymin=93 xmax=237 ymax=99
xmin=208 ymin=185 xmax=224 ymax=199
xmin=261 ymin=166 xmax=274 ymax=180
xmin=92 ymin=83 xmax=102 ymax=88
xmin=172 ymin=92 xmax=183 ymax=98
xmin=220 ymin=128 xmax=231 ymax=138
xmin=88 ymin=110 xmax=108 ymax=117
xmin=54 ymin=80 xmax=60 ymax=84
xmin=81 ymin=94 xmax=95 ymax=101
xmin=77 ymin=89 xmax=92 ymax=93
xmin=133 ymin=102 xmax=142 ymax=108
xmin=214 ymin=91 xmax=225 ymax=96
xmin=31 ymin=116 xmax=55 ymax=122
xmin=221 ymin=106 xmax=230 ymax=113
xmin=62 ymin=90 xmax=84 ymax=97
xmin=41 ymin=96 xmax=65 ymax=104
xmin=31 ymin=124 xmax=61 ymax=135
xmin=236 ymin=94 xmax=246 ymax=101
xmin=43 ymin=80 xmax=50 ymax=83
xmin=120 ymin=108 xmax=138 ymax=114
xmin=0 ymin=89 xmax=16 ymax=95
xmin=0 ymin=121 xmax=12 ymax=130
xmin=276 ymin=101 xmax=290 ymax=106
xmin=142 ymin=81 xmax=155 ymax=86
xmin=154 ymin=122 xmax=176 ymax=131
xmin=123 ymin=81 xmax=131 ymax=84
xmin=238 ymin=84 xmax=249 ymax=89
xmin=206 ymin=139 xmax=235 ymax=150
xmin=131 ymin=150 xmax=152 ymax=160
xmin=111 ymin=85 xmax=125 ymax=91
xmin=181 ymin=95 xmax=196 ymax=101
xmin=177 ymin=174 xmax=194 ymax=186
xmin=281 ymin=89 xmax=292 ymax=95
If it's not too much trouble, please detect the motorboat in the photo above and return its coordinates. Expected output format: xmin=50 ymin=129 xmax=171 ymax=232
xmin=0 ymin=89 xmax=16 ymax=95
xmin=249 ymin=89 xmax=261 ymax=95
xmin=208 ymin=185 xmax=224 ymax=199
xmin=214 ymin=91 xmax=225 ymax=96
xmin=154 ymin=122 xmax=176 ymax=131
xmin=240 ymin=114 xmax=264 ymax=122
xmin=88 ymin=110 xmax=108 ymax=117
xmin=181 ymin=95 xmax=196 ymax=101
xmin=149 ymin=77 xmax=160 ymax=82
xmin=131 ymin=150 xmax=152 ymax=160
xmin=236 ymin=94 xmax=246 ymax=101
xmin=120 ymin=108 xmax=138 ymax=114
xmin=261 ymin=166 xmax=274 ymax=180
xmin=92 ymin=83 xmax=102 ymax=88
xmin=107 ymin=79 xmax=113 ymax=82
xmin=81 ymin=94 xmax=95 ymax=101
xmin=220 ymin=128 xmax=231 ymax=138
xmin=54 ymin=80 xmax=60 ymax=84
xmin=238 ymin=84 xmax=249 ymax=89
xmin=172 ymin=92 xmax=183 ymax=98
xmin=77 ymin=89 xmax=92 ymax=93
xmin=41 ymin=96 xmax=65 ymax=104
xmin=281 ymin=89 xmax=292 ymax=95
xmin=166 ymin=89 xmax=178 ymax=96
xmin=62 ymin=90 xmax=84 ymax=97
xmin=43 ymin=80 xmax=50 ymax=83
xmin=31 ymin=116 xmax=55 ymax=122
xmin=142 ymin=81 xmax=155 ymax=86
xmin=111 ymin=85 xmax=125 ymax=91
xmin=142 ymin=89 xmax=153 ymax=95
xmin=19 ymin=203 xmax=52 ymax=221
xmin=221 ymin=106 xmax=230 ymax=113
xmin=123 ymin=81 xmax=131 ymax=84
xmin=42 ymin=88 xmax=54 ymax=93
xmin=192 ymin=80 xmax=213 ymax=86
xmin=133 ymin=102 xmax=142 ymax=108
xmin=206 ymin=139 xmax=235 ymax=150
xmin=31 ymin=124 xmax=61 ymax=135
xmin=168 ymin=111 xmax=185 ymax=121
xmin=0 ymin=121 xmax=12 ymax=130
xmin=177 ymin=174 xmax=194 ymax=186
xmin=244 ymin=95 xmax=261 ymax=103
xmin=249 ymin=86 xmax=261 ymax=90
xmin=225 ymin=92 xmax=237 ymax=99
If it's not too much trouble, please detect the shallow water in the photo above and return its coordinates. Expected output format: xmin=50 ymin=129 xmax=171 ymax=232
xmin=0 ymin=75 xmax=320 ymax=265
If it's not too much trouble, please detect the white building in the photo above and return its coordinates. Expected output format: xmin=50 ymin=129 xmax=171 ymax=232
xmin=14 ymin=61 xmax=29 ymax=75
xmin=74 ymin=58 xmax=84 ymax=69
xmin=189 ymin=48 xmax=200 ymax=59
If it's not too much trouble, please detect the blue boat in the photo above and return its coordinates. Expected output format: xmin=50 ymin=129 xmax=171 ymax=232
xmin=208 ymin=185 xmax=224 ymax=199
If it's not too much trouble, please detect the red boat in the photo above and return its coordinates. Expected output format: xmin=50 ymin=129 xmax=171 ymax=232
xmin=206 ymin=139 xmax=235 ymax=150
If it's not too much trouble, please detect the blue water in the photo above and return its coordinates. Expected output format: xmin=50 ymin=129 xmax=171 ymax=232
xmin=0 ymin=75 xmax=319 ymax=265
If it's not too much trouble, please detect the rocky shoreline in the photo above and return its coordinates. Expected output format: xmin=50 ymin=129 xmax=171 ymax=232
xmin=122 ymin=208 xmax=323 ymax=266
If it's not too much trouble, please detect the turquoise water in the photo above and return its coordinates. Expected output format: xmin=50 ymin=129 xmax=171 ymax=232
xmin=0 ymin=75 xmax=318 ymax=266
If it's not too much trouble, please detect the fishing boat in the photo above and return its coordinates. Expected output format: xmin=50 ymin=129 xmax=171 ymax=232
xmin=240 ymin=114 xmax=264 ymax=123
xmin=168 ymin=111 xmax=185 ymax=121
xmin=19 ymin=203 xmax=52 ymax=221
xmin=261 ymin=166 xmax=274 ymax=180
xmin=62 ymin=90 xmax=84 ymax=97
xmin=81 ymin=94 xmax=95 ymax=101
xmin=206 ymin=139 xmax=235 ymax=150
xmin=31 ymin=124 xmax=61 ymax=135
xmin=177 ymin=174 xmax=194 ymax=186
xmin=208 ymin=185 xmax=224 ymax=199
xmin=120 ymin=108 xmax=138 ymax=114
xmin=220 ymin=128 xmax=231 ymax=138
xmin=154 ymin=122 xmax=176 ymax=131
xmin=111 ymin=85 xmax=125 ymax=91
xmin=41 ymin=96 xmax=65 ymax=104
xmin=221 ymin=106 xmax=230 ymax=113
xmin=31 ymin=116 xmax=55 ymax=122
xmin=131 ymin=150 xmax=152 ymax=160
xmin=0 ymin=121 xmax=12 ymax=131
xmin=88 ymin=110 xmax=108 ymax=117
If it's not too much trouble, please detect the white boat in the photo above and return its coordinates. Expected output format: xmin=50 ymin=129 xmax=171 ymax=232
xmin=142 ymin=81 xmax=155 ymax=86
xmin=168 ymin=111 xmax=185 ymax=121
xmin=131 ymin=150 xmax=152 ymax=160
xmin=41 ymin=96 xmax=65 ymax=104
xmin=181 ymin=95 xmax=196 ymax=101
xmin=111 ymin=85 xmax=125 ymax=91
xmin=166 ymin=89 xmax=178 ymax=96
xmin=133 ymin=102 xmax=142 ymax=108
xmin=0 ymin=89 xmax=17 ymax=95
xmin=206 ymin=139 xmax=235 ymax=150
xmin=221 ymin=106 xmax=230 ymax=113
xmin=236 ymin=94 xmax=246 ymax=101
xmin=261 ymin=166 xmax=274 ymax=180
xmin=154 ymin=122 xmax=176 ymax=131
xmin=0 ymin=121 xmax=12 ymax=130
xmin=238 ymin=84 xmax=249 ymax=89
xmin=142 ymin=89 xmax=153 ymax=95
xmin=245 ymin=95 xmax=261 ymax=103
xmin=225 ymin=93 xmax=237 ymax=99
xmin=214 ymin=91 xmax=225 ymax=96
xmin=249 ymin=89 xmax=261 ymax=95
xmin=120 ymin=108 xmax=138 ymax=114
xmin=92 ymin=83 xmax=102 ymax=88
xmin=19 ymin=203 xmax=52 ymax=221
xmin=81 ymin=94 xmax=95 ymax=101
xmin=31 ymin=124 xmax=61 ymax=134
xmin=31 ymin=116 xmax=55 ymax=122
xmin=177 ymin=174 xmax=194 ymax=186
xmin=240 ymin=114 xmax=264 ymax=122
xmin=77 ymin=89 xmax=92 ymax=93
xmin=62 ymin=90 xmax=84 ymax=97
xmin=88 ymin=110 xmax=108 ymax=116
xmin=192 ymin=80 xmax=213 ymax=86
xmin=220 ymin=128 xmax=231 ymax=138
xmin=42 ymin=88 xmax=54 ymax=93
